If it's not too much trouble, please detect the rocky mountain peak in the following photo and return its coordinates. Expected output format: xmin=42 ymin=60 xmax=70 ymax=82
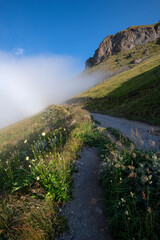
xmin=85 ymin=22 xmax=160 ymax=68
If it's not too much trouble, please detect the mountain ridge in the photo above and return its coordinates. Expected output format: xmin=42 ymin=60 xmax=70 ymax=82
xmin=86 ymin=21 xmax=160 ymax=68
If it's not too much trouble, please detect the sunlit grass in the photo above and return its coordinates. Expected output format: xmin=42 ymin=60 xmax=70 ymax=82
xmin=71 ymin=41 xmax=160 ymax=125
xmin=86 ymin=38 xmax=160 ymax=73
xmin=0 ymin=104 xmax=98 ymax=239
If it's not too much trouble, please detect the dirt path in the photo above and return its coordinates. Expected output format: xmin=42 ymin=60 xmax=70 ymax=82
xmin=57 ymin=114 xmax=160 ymax=240
xmin=92 ymin=113 xmax=160 ymax=150
xmin=57 ymin=147 xmax=112 ymax=240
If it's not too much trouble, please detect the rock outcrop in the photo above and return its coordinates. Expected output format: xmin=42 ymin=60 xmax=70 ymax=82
xmin=85 ymin=22 xmax=160 ymax=68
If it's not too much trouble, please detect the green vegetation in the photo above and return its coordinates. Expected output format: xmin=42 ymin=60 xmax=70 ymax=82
xmin=98 ymin=129 xmax=160 ymax=240
xmin=0 ymin=34 xmax=160 ymax=240
xmin=0 ymin=105 xmax=98 ymax=239
xmin=107 ymin=127 xmax=132 ymax=147
xmin=73 ymin=50 xmax=160 ymax=125
xmin=86 ymin=38 xmax=160 ymax=73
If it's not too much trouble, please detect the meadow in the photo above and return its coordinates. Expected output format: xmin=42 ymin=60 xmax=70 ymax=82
xmin=0 ymin=105 xmax=99 ymax=239
xmin=72 ymin=39 xmax=160 ymax=125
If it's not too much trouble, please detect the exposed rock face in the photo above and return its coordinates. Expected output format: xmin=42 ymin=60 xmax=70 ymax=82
xmin=86 ymin=22 xmax=160 ymax=68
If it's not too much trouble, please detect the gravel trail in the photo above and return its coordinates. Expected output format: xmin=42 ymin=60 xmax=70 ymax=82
xmin=92 ymin=113 xmax=160 ymax=150
xmin=57 ymin=114 xmax=160 ymax=240
xmin=57 ymin=147 xmax=112 ymax=240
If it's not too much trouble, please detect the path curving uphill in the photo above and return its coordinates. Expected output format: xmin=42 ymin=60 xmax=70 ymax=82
xmin=57 ymin=148 xmax=112 ymax=240
xmin=92 ymin=113 xmax=160 ymax=150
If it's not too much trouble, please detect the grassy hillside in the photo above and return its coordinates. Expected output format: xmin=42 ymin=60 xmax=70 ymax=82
xmin=0 ymin=105 xmax=98 ymax=239
xmin=72 ymin=49 xmax=160 ymax=125
xmin=86 ymin=38 xmax=160 ymax=73
xmin=0 ymin=33 xmax=160 ymax=240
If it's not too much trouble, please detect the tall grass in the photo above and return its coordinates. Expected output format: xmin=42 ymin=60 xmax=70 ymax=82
xmin=0 ymin=105 xmax=97 ymax=239
xmin=98 ymin=129 xmax=160 ymax=240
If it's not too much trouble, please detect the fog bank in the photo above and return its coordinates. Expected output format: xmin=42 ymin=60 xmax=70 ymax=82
xmin=0 ymin=52 xmax=103 ymax=129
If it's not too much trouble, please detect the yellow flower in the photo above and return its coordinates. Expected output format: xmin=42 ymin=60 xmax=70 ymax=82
xmin=24 ymin=140 xmax=27 ymax=144
xmin=36 ymin=176 xmax=40 ymax=181
xmin=26 ymin=156 xmax=29 ymax=161
xmin=29 ymin=165 xmax=31 ymax=168
xmin=130 ymin=192 xmax=134 ymax=197
xmin=125 ymin=210 xmax=129 ymax=216
xmin=41 ymin=132 xmax=46 ymax=136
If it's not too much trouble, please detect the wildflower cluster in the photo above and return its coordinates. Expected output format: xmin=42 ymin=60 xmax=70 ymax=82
xmin=0 ymin=105 xmax=94 ymax=239
xmin=99 ymin=133 xmax=160 ymax=240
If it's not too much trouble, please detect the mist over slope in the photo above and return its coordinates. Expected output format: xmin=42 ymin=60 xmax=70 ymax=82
xmin=72 ymin=52 xmax=160 ymax=125
xmin=0 ymin=52 xmax=103 ymax=129
xmin=68 ymin=26 xmax=160 ymax=125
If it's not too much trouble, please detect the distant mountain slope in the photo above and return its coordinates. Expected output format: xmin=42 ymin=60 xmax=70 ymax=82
xmin=86 ymin=21 xmax=160 ymax=68
xmin=70 ymin=52 xmax=160 ymax=125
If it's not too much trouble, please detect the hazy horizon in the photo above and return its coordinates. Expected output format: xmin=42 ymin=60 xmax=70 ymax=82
xmin=0 ymin=51 xmax=105 ymax=129
xmin=0 ymin=0 xmax=159 ymax=129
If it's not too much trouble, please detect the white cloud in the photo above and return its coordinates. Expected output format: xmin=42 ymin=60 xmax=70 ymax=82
xmin=12 ymin=48 xmax=24 ymax=56
xmin=0 ymin=51 xmax=103 ymax=129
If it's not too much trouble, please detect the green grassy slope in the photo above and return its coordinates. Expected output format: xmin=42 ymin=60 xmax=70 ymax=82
xmin=72 ymin=46 xmax=160 ymax=125
xmin=0 ymin=105 xmax=96 ymax=239
xmin=86 ymin=38 xmax=160 ymax=73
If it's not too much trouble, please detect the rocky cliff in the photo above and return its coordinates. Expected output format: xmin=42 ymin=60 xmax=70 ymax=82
xmin=86 ymin=22 xmax=160 ymax=68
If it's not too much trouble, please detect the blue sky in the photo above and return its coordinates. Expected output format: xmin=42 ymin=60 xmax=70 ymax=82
xmin=0 ymin=0 xmax=160 ymax=67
